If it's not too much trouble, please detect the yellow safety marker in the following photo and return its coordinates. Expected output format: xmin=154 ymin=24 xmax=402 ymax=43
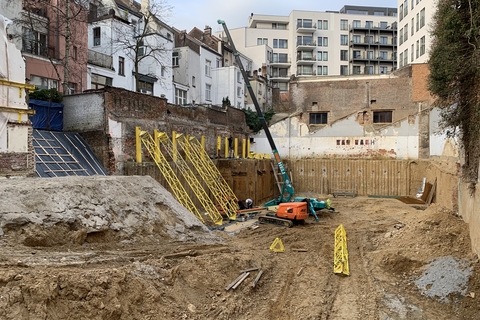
xmin=333 ymin=224 xmax=350 ymax=276
xmin=270 ymin=238 xmax=285 ymax=253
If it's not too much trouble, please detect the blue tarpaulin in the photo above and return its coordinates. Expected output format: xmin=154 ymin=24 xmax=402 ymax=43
xmin=29 ymin=99 xmax=64 ymax=131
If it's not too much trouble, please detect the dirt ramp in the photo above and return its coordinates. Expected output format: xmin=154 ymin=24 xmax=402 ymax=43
xmin=0 ymin=175 xmax=219 ymax=246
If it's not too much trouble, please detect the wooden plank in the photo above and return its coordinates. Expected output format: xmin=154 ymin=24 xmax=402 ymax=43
xmin=251 ymin=270 xmax=264 ymax=288
xmin=292 ymin=248 xmax=308 ymax=252
xmin=297 ymin=267 xmax=304 ymax=276
xmin=226 ymin=273 xmax=247 ymax=291
xmin=240 ymin=267 xmax=259 ymax=273
xmin=232 ymin=272 xmax=250 ymax=290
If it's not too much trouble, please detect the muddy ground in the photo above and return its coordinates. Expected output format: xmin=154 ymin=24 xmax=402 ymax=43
xmin=0 ymin=176 xmax=479 ymax=319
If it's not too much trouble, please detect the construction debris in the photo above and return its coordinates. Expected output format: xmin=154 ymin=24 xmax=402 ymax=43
xmin=251 ymin=270 xmax=264 ymax=288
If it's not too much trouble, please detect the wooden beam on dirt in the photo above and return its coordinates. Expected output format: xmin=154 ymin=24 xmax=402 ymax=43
xmin=297 ymin=267 xmax=304 ymax=276
xmin=251 ymin=270 xmax=264 ymax=288
xmin=232 ymin=272 xmax=250 ymax=290
xmin=292 ymin=248 xmax=308 ymax=252
xmin=226 ymin=273 xmax=247 ymax=291
xmin=240 ymin=267 xmax=259 ymax=273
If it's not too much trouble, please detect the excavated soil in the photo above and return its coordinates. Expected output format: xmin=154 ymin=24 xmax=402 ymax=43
xmin=0 ymin=176 xmax=479 ymax=319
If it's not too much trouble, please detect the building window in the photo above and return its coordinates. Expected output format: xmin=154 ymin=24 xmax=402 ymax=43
xmin=380 ymin=36 xmax=388 ymax=44
xmin=272 ymin=23 xmax=286 ymax=30
xmin=380 ymin=21 xmax=388 ymax=29
xmin=340 ymin=19 xmax=348 ymax=30
xmin=22 ymin=29 xmax=47 ymax=56
xmin=340 ymin=35 xmax=348 ymax=45
xmin=404 ymin=0 xmax=408 ymax=16
xmin=30 ymin=75 xmax=58 ymax=90
xmin=365 ymin=65 xmax=373 ymax=74
xmin=237 ymin=71 xmax=242 ymax=83
xmin=353 ymin=50 xmax=361 ymax=58
xmin=138 ymin=81 xmax=153 ymax=95
xmin=340 ymin=50 xmax=348 ymax=61
xmin=399 ymin=4 xmax=404 ymax=21
xmin=317 ymin=51 xmax=328 ymax=61
xmin=175 ymin=88 xmax=187 ymax=105
xmin=67 ymin=82 xmax=76 ymax=95
xmin=273 ymin=39 xmax=288 ymax=48
xmin=416 ymin=40 xmax=420 ymax=58
xmin=365 ymin=21 xmax=373 ymax=28
xmin=138 ymin=40 xmax=145 ymax=57
xmin=317 ymin=20 xmax=328 ymax=30
xmin=205 ymin=84 xmax=211 ymax=101
xmin=353 ymin=20 xmax=361 ymax=28
xmin=310 ymin=112 xmax=327 ymax=124
xmin=118 ymin=57 xmax=125 ymax=76
xmin=72 ymin=46 xmax=77 ymax=60
xmin=172 ymin=51 xmax=179 ymax=66
xmin=297 ymin=19 xmax=313 ymax=28
xmin=353 ymin=66 xmax=361 ymax=74
xmin=399 ymin=52 xmax=404 ymax=67
xmin=420 ymin=36 xmax=425 ymax=55
xmin=373 ymin=111 xmax=393 ymax=123
xmin=411 ymin=44 xmax=414 ymax=61
xmin=322 ymin=66 xmax=328 ymax=75
xmin=93 ymin=27 xmax=101 ymax=46
xmin=192 ymin=76 xmax=196 ymax=87
xmin=365 ymin=36 xmax=373 ymax=44
xmin=257 ymin=38 xmax=267 ymax=45
xmin=416 ymin=13 xmax=420 ymax=31
xmin=380 ymin=66 xmax=388 ymax=74
xmin=399 ymin=28 xmax=404 ymax=44
xmin=298 ymin=35 xmax=313 ymax=46
xmin=404 ymin=24 xmax=408 ymax=41
xmin=367 ymin=51 xmax=374 ymax=59
xmin=340 ymin=65 xmax=348 ymax=75
xmin=404 ymin=49 xmax=408 ymax=65
xmin=237 ymin=86 xmax=242 ymax=97
xmin=90 ymin=73 xmax=112 ymax=89
xmin=353 ymin=35 xmax=361 ymax=44
xmin=205 ymin=59 xmax=211 ymax=76
xmin=420 ymin=8 xmax=425 ymax=28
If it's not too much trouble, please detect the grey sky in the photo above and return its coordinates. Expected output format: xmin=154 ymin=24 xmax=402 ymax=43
xmin=170 ymin=0 xmax=398 ymax=33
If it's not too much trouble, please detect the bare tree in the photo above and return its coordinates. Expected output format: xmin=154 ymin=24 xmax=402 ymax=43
xmin=11 ymin=0 xmax=89 ymax=95
xmin=111 ymin=0 xmax=172 ymax=93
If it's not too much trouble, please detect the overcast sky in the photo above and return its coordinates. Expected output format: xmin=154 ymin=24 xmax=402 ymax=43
xmin=169 ymin=0 xmax=398 ymax=33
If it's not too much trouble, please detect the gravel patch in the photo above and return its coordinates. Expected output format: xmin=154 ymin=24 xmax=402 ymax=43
xmin=413 ymin=256 xmax=473 ymax=302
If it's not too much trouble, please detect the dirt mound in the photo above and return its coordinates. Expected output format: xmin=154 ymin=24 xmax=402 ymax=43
xmin=0 ymin=176 xmax=220 ymax=248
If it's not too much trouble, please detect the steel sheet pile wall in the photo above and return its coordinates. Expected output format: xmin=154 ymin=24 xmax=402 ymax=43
xmin=285 ymin=159 xmax=426 ymax=197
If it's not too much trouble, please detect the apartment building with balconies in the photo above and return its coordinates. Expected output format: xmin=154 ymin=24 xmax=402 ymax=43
xmin=396 ymin=0 xmax=434 ymax=68
xmin=218 ymin=5 xmax=397 ymax=93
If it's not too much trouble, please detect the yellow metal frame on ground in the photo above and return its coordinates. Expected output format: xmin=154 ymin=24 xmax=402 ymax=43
xmin=333 ymin=224 xmax=350 ymax=276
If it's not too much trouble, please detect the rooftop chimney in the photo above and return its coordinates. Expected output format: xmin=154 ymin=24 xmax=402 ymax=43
xmin=204 ymin=25 xmax=211 ymax=36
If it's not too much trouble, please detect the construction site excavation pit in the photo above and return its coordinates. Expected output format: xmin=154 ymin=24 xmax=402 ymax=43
xmin=0 ymin=175 xmax=479 ymax=320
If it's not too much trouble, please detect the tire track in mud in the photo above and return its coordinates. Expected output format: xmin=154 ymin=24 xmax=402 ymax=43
xmin=266 ymin=264 xmax=295 ymax=319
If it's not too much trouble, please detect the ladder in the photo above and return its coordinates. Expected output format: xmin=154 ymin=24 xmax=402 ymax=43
xmin=177 ymin=134 xmax=238 ymax=220
xmin=138 ymin=130 xmax=205 ymax=223
xmin=156 ymin=132 xmax=223 ymax=225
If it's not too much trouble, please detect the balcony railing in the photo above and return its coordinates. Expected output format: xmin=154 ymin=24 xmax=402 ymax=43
xmin=88 ymin=50 xmax=113 ymax=69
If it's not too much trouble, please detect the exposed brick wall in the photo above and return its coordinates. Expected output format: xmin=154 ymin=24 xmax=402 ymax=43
xmin=412 ymin=63 xmax=433 ymax=103
xmin=289 ymin=76 xmax=416 ymax=125
xmin=0 ymin=126 xmax=34 ymax=177
xmin=65 ymin=87 xmax=249 ymax=175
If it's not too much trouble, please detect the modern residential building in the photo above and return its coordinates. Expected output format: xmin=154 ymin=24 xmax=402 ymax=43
xmin=87 ymin=0 xmax=174 ymax=100
xmin=2 ymin=0 xmax=88 ymax=94
xmin=217 ymin=5 xmax=397 ymax=93
xmin=396 ymin=0 xmax=434 ymax=68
